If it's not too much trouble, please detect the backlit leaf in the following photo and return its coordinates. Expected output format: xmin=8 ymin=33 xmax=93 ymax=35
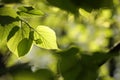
xmin=7 ymin=25 xmax=30 ymax=57
xmin=18 ymin=6 xmax=31 ymax=12
xmin=17 ymin=6 xmax=44 ymax=16
xmin=0 ymin=7 xmax=17 ymax=18
xmin=17 ymin=38 xmax=33 ymax=57
xmin=28 ymin=9 xmax=44 ymax=15
xmin=7 ymin=28 xmax=22 ymax=57
xmin=7 ymin=26 xmax=19 ymax=41
xmin=34 ymin=25 xmax=58 ymax=49
xmin=0 ymin=24 xmax=16 ymax=53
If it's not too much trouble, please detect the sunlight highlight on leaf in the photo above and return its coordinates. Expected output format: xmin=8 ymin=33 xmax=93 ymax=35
xmin=7 ymin=28 xmax=22 ymax=57
xmin=34 ymin=25 xmax=58 ymax=49
xmin=7 ymin=25 xmax=31 ymax=57
xmin=17 ymin=6 xmax=44 ymax=17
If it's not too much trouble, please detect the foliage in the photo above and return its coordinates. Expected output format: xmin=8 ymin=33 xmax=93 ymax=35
xmin=0 ymin=0 xmax=120 ymax=80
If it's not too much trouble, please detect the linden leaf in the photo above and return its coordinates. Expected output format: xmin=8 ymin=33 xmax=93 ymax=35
xmin=34 ymin=25 xmax=58 ymax=49
xmin=17 ymin=38 xmax=33 ymax=57
xmin=7 ymin=26 xmax=30 ymax=57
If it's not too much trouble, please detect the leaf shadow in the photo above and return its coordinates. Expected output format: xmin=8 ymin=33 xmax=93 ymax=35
xmin=0 ymin=15 xmax=17 ymax=26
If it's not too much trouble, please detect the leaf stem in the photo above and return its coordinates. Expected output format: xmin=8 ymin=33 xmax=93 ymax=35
xmin=18 ymin=17 xmax=41 ymax=36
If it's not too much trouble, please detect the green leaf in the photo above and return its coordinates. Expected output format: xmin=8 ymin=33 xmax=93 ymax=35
xmin=57 ymin=47 xmax=80 ymax=72
xmin=18 ymin=6 xmax=30 ymax=12
xmin=0 ymin=7 xmax=18 ymax=26
xmin=17 ymin=6 xmax=44 ymax=16
xmin=57 ymin=44 xmax=120 ymax=80
xmin=29 ymin=31 xmax=34 ymax=40
xmin=0 ymin=22 xmax=19 ymax=53
xmin=0 ymin=25 xmax=13 ymax=42
xmin=7 ymin=28 xmax=22 ymax=57
xmin=28 ymin=9 xmax=44 ymax=15
xmin=34 ymin=25 xmax=58 ymax=49
xmin=17 ymin=38 xmax=33 ymax=57
xmin=7 ymin=26 xmax=19 ymax=41
xmin=17 ymin=12 xmax=33 ymax=18
xmin=57 ymin=47 xmax=99 ymax=80
xmin=7 ymin=25 xmax=30 ymax=57
xmin=0 ymin=7 xmax=17 ymax=18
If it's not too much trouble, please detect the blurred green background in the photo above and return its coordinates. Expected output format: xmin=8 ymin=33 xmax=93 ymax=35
xmin=0 ymin=0 xmax=120 ymax=80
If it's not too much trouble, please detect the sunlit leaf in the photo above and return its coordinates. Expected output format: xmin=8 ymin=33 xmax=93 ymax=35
xmin=79 ymin=8 xmax=90 ymax=18
xmin=34 ymin=25 xmax=58 ymax=49
xmin=28 ymin=9 xmax=44 ymax=15
xmin=17 ymin=38 xmax=33 ymax=57
xmin=18 ymin=6 xmax=30 ymax=12
xmin=17 ymin=6 xmax=44 ymax=16
xmin=7 ymin=25 xmax=30 ymax=57
xmin=7 ymin=28 xmax=22 ymax=57
xmin=0 ymin=7 xmax=17 ymax=18
xmin=7 ymin=26 xmax=19 ymax=41
xmin=0 ymin=23 xmax=19 ymax=53
xmin=17 ymin=12 xmax=33 ymax=17
xmin=0 ymin=7 xmax=18 ymax=26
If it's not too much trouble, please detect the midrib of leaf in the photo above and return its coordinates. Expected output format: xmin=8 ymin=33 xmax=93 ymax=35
xmin=34 ymin=26 xmax=58 ymax=49
xmin=35 ymin=30 xmax=51 ymax=48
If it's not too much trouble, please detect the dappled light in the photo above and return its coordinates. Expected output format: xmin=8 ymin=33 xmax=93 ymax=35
xmin=0 ymin=0 xmax=120 ymax=80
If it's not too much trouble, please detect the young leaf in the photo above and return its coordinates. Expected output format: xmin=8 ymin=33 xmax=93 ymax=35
xmin=7 ymin=28 xmax=22 ymax=57
xmin=28 ymin=9 xmax=44 ymax=15
xmin=17 ymin=38 xmax=33 ymax=57
xmin=7 ymin=25 xmax=30 ymax=57
xmin=34 ymin=25 xmax=58 ymax=49
xmin=18 ymin=6 xmax=30 ymax=12
xmin=17 ymin=6 xmax=44 ymax=16
xmin=7 ymin=26 xmax=19 ymax=41
xmin=0 ymin=24 xmax=16 ymax=52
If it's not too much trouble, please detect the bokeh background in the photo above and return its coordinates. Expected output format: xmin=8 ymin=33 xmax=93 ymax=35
xmin=0 ymin=0 xmax=120 ymax=80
